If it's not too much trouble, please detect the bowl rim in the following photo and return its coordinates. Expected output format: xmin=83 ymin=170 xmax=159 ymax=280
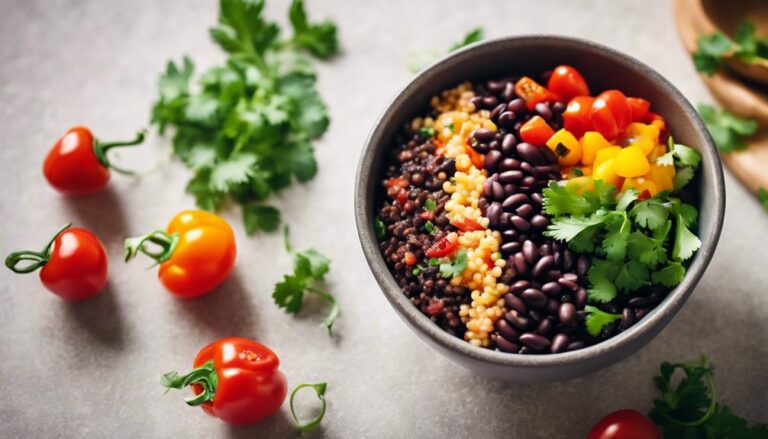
xmin=354 ymin=34 xmax=725 ymax=369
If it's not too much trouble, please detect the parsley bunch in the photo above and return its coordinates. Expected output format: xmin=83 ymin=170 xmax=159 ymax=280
xmin=543 ymin=140 xmax=702 ymax=336
xmin=693 ymin=21 xmax=768 ymax=75
xmin=151 ymin=0 xmax=339 ymax=233
xmin=698 ymin=104 xmax=758 ymax=153
xmin=649 ymin=356 xmax=768 ymax=438
xmin=273 ymin=227 xmax=339 ymax=335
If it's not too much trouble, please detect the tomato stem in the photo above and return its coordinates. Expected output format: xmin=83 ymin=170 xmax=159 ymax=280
xmin=290 ymin=382 xmax=328 ymax=433
xmin=93 ymin=129 xmax=147 ymax=176
xmin=161 ymin=360 xmax=218 ymax=406
xmin=4 ymin=223 xmax=71 ymax=274
xmin=124 ymin=230 xmax=180 ymax=265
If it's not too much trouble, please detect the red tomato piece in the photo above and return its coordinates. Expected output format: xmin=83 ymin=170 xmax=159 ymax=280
xmin=5 ymin=224 xmax=108 ymax=301
xmin=627 ymin=97 xmax=651 ymax=122
xmin=515 ymin=76 xmax=559 ymax=110
xmin=587 ymin=409 xmax=662 ymax=439
xmin=425 ymin=237 xmax=458 ymax=258
xmin=563 ymin=96 xmax=595 ymax=139
xmin=162 ymin=337 xmax=287 ymax=426
xmin=452 ymin=216 xmax=485 ymax=232
xmin=547 ymin=65 xmax=590 ymax=101
xmin=43 ymin=126 xmax=144 ymax=195
xmin=519 ymin=116 xmax=556 ymax=146
xmin=590 ymin=90 xmax=631 ymax=140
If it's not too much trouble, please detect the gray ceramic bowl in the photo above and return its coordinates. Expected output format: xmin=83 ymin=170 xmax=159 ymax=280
xmin=354 ymin=36 xmax=725 ymax=382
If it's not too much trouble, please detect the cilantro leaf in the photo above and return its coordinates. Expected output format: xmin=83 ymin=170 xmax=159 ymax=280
xmin=288 ymin=0 xmax=339 ymax=59
xmin=209 ymin=153 xmax=257 ymax=191
xmin=669 ymin=140 xmax=702 ymax=169
xmin=698 ymin=104 xmax=758 ymax=152
xmin=652 ymin=260 xmax=686 ymax=287
xmin=733 ymin=21 xmax=768 ymax=63
xmin=544 ymin=212 xmax=607 ymax=242
xmin=424 ymin=221 xmax=435 ymax=234
xmin=673 ymin=213 xmax=701 ymax=261
xmin=602 ymin=212 xmax=631 ymax=261
xmin=692 ymin=32 xmax=733 ymax=75
xmin=630 ymin=198 xmax=669 ymax=231
xmin=628 ymin=221 xmax=671 ymax=268
xmin=674 ymin=166 xmax=695 ymax=190
xmin=424 ymin=199 xmax=437 ymax=212
xmin=543 ymin=181 xmax=593 ymax=216
xmin=616 ymin=188 xmax=639 ymax=212
xmin=614 ymin=260 xmax=649 ymax=293
xmin=587 ymin=259 xmax=619 ymax=303
xmin=567 ymin=225 xmax=600 ymax=253
xmin=585 ymin=306 xmax=622 ymax=337
xmin=448 ymin=27 xmax=484 ymax=51
xmin=274 ymin=226 xmax=338 ymax=335
xmin=374 ymin=216 xmax=386 ymax=239
xmin=186 ymin=171 xmax=226 ymax=212
xmin=243 ymin=204 xmax=281 ymax=233
xmin=440 ymin=250 xmax=468 ymax=279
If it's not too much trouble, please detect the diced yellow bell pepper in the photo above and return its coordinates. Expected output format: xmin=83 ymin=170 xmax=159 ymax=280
xmin=626 ymin=123 xmax=660 ymax=142
xmin=581 ymin=131 xmax=612 ymax=166
xmin=593 ymin=146 xmax=622 ymax=171
xmin=622 ymin=177 xmax=658 ymax=197
xmin=630 ymin=136 xmax=655 ymax=156
xmin=614 ymin=146 xmax=650 ymax=178
xmin=565 ymin=176 xmax=595 ymax=194
xmin=546 ymin=129 xmax=582 ymax=166
xmin=652 ymin=163 xmax=675 ymax=191
xmin=594 ymin=158 xmax=622 ymax=188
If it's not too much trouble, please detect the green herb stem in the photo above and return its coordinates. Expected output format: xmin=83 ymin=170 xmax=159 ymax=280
xmin=290 ymin=382 xmax=328 ymax=433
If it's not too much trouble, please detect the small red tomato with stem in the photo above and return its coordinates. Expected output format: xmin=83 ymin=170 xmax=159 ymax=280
xmin=588 ymin=409 xmax=662 ymax=439
xmin=547 ymin=65 xmax=590 ymax=101
xmin=161 ymin=337 xmax=288 ymax=426
xmin=590 ymin=90 xmax=632 ymax=140
xmin=5 ymin=224 xmax=108 ymax=301
xmin=124 ymin=210 xmax=236 ymax=298
xmin=43 ymin=126 xmax=145 ymax=195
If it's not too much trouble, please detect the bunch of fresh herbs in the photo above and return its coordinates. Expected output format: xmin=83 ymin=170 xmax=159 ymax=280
xmin=693 ymin=21 xmax=768 ymax=75
xmin=151 ymin=0 xmax=339 ymax=234
xmin=698 ymin=104 xmax=758 ymax=153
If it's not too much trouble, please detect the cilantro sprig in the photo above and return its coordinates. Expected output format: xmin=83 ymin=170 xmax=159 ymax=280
xmin=698 ymin=104 xmax=758 ymax=153
xmin=273 ymin=226 xmax=339 ymax=335
xmin=693 ymin=21 xmax=768 ymax=75
xmin=649 ymin=356 xmax=768 ymax=438
xmin=151 ymin=0 xmax=340 ymax=234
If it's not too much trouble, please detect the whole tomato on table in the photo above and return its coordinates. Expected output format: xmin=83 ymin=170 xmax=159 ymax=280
xmin=162 ymin=337 xmax=288 ymax=426
xmin=43 ymin=126 xmax=145 ymax=195
xmin=588 ymin=409 xmax=662 ymax=439
xmin=124 ymin=210 xmax=236 ymax=298
xmin=5 ymin=224 xmax=108 ymax=301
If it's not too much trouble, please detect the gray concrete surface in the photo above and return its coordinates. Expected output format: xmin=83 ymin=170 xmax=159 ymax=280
xmin=0 ymin=0 xmax=766 ymax=437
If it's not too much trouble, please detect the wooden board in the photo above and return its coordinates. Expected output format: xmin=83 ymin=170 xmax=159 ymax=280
xmin=673 ymin=0 xmax=768 ymax=193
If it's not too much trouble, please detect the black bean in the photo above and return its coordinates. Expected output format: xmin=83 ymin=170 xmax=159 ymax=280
xmin=502 ymin=81 xmax=516 ymax=102
xmin=492 ymin=180 xmax=505 ymax=201
xmin=482 ymin=96 xmax=499 ymax=108
xmin=505 ymin=310 xmax=530 ymax=330
xmin=530 ymin=192 xmax=544 ymax=207
xmin=537 ymin=318 xmax=555 ymax=336
xmin=635 ymin=308 xmax=651 ymax=320
xmin=472 ymin=128 xmax=496 ymax=143
xmin=530 ymin=214 xmax=549 ymax=229
xmin=562 ymin=249 xmax=573 ymax=271
xmin=559 ymin=302 xmax=576 ymax=326
xmin=535 ymin=102 xmax=553 ymax=120
xmin=533 ymin=165 xmax=553 ymax=178
xmin=521 ymin=288 xmax=547 ymax=308
xmin=575 ymin=288 xmax=587 ymax=309
xmin=499 ymin=170 xmax=523 ymax=183
xmin=520 ymin=240 xmax=537 ymax=264
xmin=499 ymin=158 xmax=521 ymax=171
xmin=486 ymin=202 xmax=502 ymax=227
xmin=504 ymin=293 xmax=528 ymax=314
xmin=508 ymin=98 xmax=526 ymax=114
xmin=499 ymin=212 xmax=511 ymax=228
xmin=498 ymin=111 xmax=516 ymax=128
xmin=516 ymin=203 xmax=535 ymax=219
xmin=513 ymin=253 xmax=528 ymax=275
xmin=520 ymin=161 xmax=534 ymax=175
xmin=502 ymin=193 xmax=529 ymax=210
xmin=532 ymin=255 xmax=554 ymax=278
xmin=566 ymin=341 xmax=586 ymax=352
xmin=490 ymin=103 xmax=507 ymax=121
xmin=486 ymin=80 xmax=505 ymax=93
xmin=519 ymin=333 xmax=551 ymax=351
xmin=539 ymin=243 xmax=552 ymax=256
xmin=539 ymin=145 xmax=559 ymax=164
xmin=620 ymin=307 xmax=636 ymax=331
xmin=552 ymin=102 xmax=566 ymax=113
xmin=546 ymin=298 xmax=560 ymax=315
xmin=516 ymin=143 xmax=545 ymax=165
xmin=502 ymin=229 xmax=518 ymax=242
xmin=529 ymin=310 xmax=544 ymax=322
xmin=546 ymin=269 xmax=563 ymax=281
xmin=484 ymin=150 xmax=503 ymax=172
xmin=509 ymin=279 xmax=530 ymax=295
xmin=489 ymin=140 xmax=500 ymax=151
xmin=628 ymin=294 xmax=659 ymax=307
xmin=500 ymin=241 xmax=521 ymax=255
xmin=473 ymin=142 xmax=490 ymax=154
xmin=496 ymin=318 xmax=520 ymax=341
xmin=542 ymin=281 xmax=562 ymax=296
xmin=558 ymin=277 xmax=578 ymax=291
xmin=511 ymin=215 xmax=530 ymax=231
xmin=551 ymin=333 xmax=569 ymax=353
xmin=501 ymin=133 xmax=517 ymax=154
xmin=496 ymin=336 xmax=520 ymax=353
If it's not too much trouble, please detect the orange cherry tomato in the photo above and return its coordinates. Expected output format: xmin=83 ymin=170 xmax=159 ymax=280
xmin=563 ymin=96 xmax=595 ymax=139
xmin=547 ymin=65 xmax=590 ymax=101
xmin=162 ymin=337 xmax=287 ymax=426
xmin=5 ymin=224 xmax=108 ymax=301
xmin=125 ymin=210 xmax=236 ymax=298
xmin=452 ymin=216 xmax=485 ymax=232
xmin=515 ymin=76 xmax=559 ymax=110
xmin=43 ymin=126 xmax=145 ymax=195
xmin=590 ymin=90 xmax=631 ymax=140
xmin=627 ymin=97 xmax=651 ymax=122
xmin=519 ymin=116 xmax=556 ymax=146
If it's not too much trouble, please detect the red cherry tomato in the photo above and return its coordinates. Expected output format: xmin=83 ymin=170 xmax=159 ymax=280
xmin=519 ymin=116 xmax=556 ymax=146
xmin=425 ymin=236 xmax=458 ymax=258
xmin=563 ymin=96 xmax=595 ymax=138
xmin=588 ymin=410 xmax=662 ymax=439
xmin=452 ymin=216 xmax=486 ymax=232
xmin=590 ymin=90 xmax=631 ymax=140
xmin=547 ymin=65 xmax=590 ymax=101
xmin=5 ymin=224 xmax=108 ymax=301
xmin=43 ymin=126 xmax=145 ymax=195
xmin=162 ymin=337 xmax=287 ymax=426
xmin=627 ymin=97 xmax=651 ymax=122
xmin=515 ymin=76 xmax=559 ymax=110
xmin=125 ymin=210 xmax=237 ymax=299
